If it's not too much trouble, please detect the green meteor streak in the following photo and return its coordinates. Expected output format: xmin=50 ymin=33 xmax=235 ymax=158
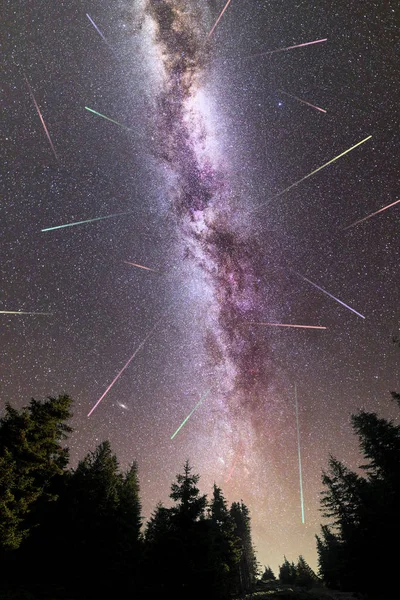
xmin=85 ymin=106 xmax=131 ymax=130
xmin=171 ymin=389 xmax=211 ymax=440
xmin=295 ymin=384 xmax=305 ymax=524
xmin=42 ymin=211 xmax=134 ymax=232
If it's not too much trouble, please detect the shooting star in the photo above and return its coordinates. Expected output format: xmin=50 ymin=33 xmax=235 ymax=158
xmin=207 ymin=0 xmax=233 ymax=39
xmin=86 ymin=14 xmax=118 ymax=58
xmin=242 ymin=38 xmax=327 ymax=60
xmin=0 ymin=310 xmax=51 ymax=315
xmin=225 ymin=455 xmax=239 ymax=483
xmin=245 ymin=322 xmax=327 ymax=330
xmin=343 ymin=198 xmax=400 ymax=230
xmin=295 ymin=384 xmax=305 ymax=524
xmin=23 ymin=74 xmax=58 ymax=160
xmin=88 ymin=320 xmax=161 ymax=417
xmin=85 ymin=106 xmax=131 ymax=131
xmin=42 ymin=211 xmax=134 ymax=232
xmin=253 ymin=135 xmax=372 ymax=213
xmin=171 ymin=389 xmax=211 ymax=439
xmin=294 ymin=271 xmax=365 ymax=319
xmin=278 ymin=89 xmax=327 ymax=113
xmin=124 ymin=261 xmax=159 ymax=273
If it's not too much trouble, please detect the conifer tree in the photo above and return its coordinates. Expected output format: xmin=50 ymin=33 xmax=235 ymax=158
xmin=0 ymin=395 xmax=73 ymax=552
xmin=261 ymin=565 xmax=276 ymax=581
xmin=295 ymin=555 xmax=319 ymax=589
xmin=230 ymin=501 xmax=258 ymax=592
xmin=208 ymin=484 xmax=241 ymax=597
xmin=279 ymin=556 xmax=297 ymax=584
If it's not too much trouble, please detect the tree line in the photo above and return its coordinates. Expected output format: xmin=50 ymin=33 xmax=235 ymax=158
xmin=1 ymin=353 xmax=399 ymax=600
xmin=0 ymin=394 xmax=257 ymax=599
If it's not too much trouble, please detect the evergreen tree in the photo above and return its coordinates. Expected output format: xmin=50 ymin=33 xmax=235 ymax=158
xmin=295 ymin=555 xmax=319 ymax=589
xmin=230 ymin=501 xmax=258 ymax=592
xmin=261 ymin=565 xmax=276 ymax=581
xmin=316 ymin=525 xmax=342 ymax=589
xmin=279 ymin=556 xmax=297 ymax=584
xmin=170 ymin=459 xmax=207 ymax=523
xmin=317 ymin=393 xmax=400 ymax=595
xmin=0 ymin=395 xmax=72 ymax=552
xmin=208 ymin=484 xmax=241 ymax=598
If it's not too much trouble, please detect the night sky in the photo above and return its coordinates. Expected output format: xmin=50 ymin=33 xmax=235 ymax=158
xmin=2 ymin=0 xmax=399 ymax=575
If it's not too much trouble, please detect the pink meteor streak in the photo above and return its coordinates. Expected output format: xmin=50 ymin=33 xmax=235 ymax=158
xmin=294 ymin=272 xmax=365 ymax=320
xmin=242 ymin=38 xmax=327 ymax=59
xmin=225 ymin=455 xmax=239 ymax=483
xmin=246 ymin=322 xmax=327 ymax=330
xmin=124 ymin=261 xmax=159 ymax=273
xmin=87 ymin=320 xmax=160 ymax=417
xmin=207 ymin=0 xmax=233 ymax=39
xmin=278 ymin=89 xmax=327 ymax=113
xmin=23 ymin=75 xmax=58 ymax=160
xmin=343 ymin=199 xmax=400 ymax=230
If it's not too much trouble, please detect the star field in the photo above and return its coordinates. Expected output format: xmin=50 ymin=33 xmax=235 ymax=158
xmin=2 ymin=0 xmax=399 ymax=575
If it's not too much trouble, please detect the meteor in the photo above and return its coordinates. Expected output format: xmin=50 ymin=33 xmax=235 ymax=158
xmin=294 ymin=384 xmax=305 ymax=524
xmin=124 ymin=261 xmax=159 ymax=273
xmin=0 ymin=310 xmax=51 ymax=315
xmin=207 ymin=0 xmax=233 ymax=39
xmin=225 ymin=455 xmax=239 ymax=483
xmin=87 ymin=320 xmax=161 ymax=417
xmin=245 ymin=322 xmax=327 ymax=330
xmin=23 ymin=74 xmax=58 ymax=160
xmin=242 ymin=38 xmax=327 ymax=59
xmin=85 ymin=106 xmax=131 ymax=131
xmin=343 ymin=198 xmax=400 ymax=230
xmin=42 ymin=211 xmax=134 ymax=232
xmin=171 ymin=389 xmax=211 ymax=439
xmin=278 ymin=89 xmax=327 ymax=113
xmin=86 ymin=14 xmax=118 ymax=58
xmin=294 ymin=271 xmax=365 ymax=319
xmin=254 ymin=135 xmax=372 ymax=213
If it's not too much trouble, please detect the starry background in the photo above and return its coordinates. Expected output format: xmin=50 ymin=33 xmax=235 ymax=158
xmin=2 ymin=0 xmax=399 ymax=575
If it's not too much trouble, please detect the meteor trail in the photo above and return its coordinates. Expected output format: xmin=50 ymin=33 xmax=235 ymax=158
xmin=242 ymin=38 xmax=327 ymax=59
xmin=171 ymin=389 xmax=211 ymax=439
xmin=295 ymin=384 xmax=305 ymax=524
xmin=207 ymin=0 xmax=233 ymax=39
xmin=85 ymin=106 xmax=131 ymax=131
xmin=23 ymin=74 xmax=58 ymax=160
xmin=42 ymin=211 xmax=134 ymax=232
xmin=86 ymin=14 xmax=118 ymax=58
xmin=0 ymin=310 xmax=51 ymax=315
xmin=278 ymin=89 xmax=327 ymax=113
xmin=254 ymin=135 xmax=372 ymax=212
xmin=245 ymin=322 xmax=327 ymax=330
xmin=88 ymin=320 xmax=161 ymax=417
xmin=294 ymin=271 xmax=365 ymax=319
xmin=124 ymin=261 xmax=159 ymax=273
xmin=343 ymin=198 xmax=400 ymax=230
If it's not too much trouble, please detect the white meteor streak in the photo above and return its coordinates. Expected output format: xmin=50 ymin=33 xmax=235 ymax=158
xmin=245 ymin=322 xmax=327 ymax=330
xmin=242 ymin=38 xmax=327 ymax=59
xmin=0 ymin=310 xmax=51 ymax=315
xmin=295 ymin=384 xmax=305 ymax=524
xmin=343 ymin=198 xmax=400 ymax=230
xmin=294 ymin=272 xmax=365 ymax=319
xmin=87 ymin=320 xmax=161 ymax=417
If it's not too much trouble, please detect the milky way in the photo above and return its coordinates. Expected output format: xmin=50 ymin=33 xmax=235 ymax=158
xmin=2 ymin=0 xmax=399 ymax=576
xmin=143 ymin=0 xmax=280 ymax=456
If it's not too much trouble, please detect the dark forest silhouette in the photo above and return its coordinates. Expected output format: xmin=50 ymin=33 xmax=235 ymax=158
xmin=0 ymin=359 xmax=399 ymax=600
